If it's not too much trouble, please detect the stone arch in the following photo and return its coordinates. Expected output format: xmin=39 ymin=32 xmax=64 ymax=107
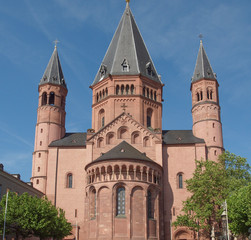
xmin=131 ymin=186 xmax=144 ymax=238
xmin=97 ymin=137 xmax=104 ymax=148
xmin=49 ymin=92 xmax=55 ymax=105
xmin=116 ymin=85 xmax=120 ymax=95
xmin=143 ymin=136 xmax=151 ymax=147
xmin=98 ymin=187 xmax=111 ymax=237
xmin=131 ymin=131 xmax=141 ymax=144
xmin=41 ymin=92 xmax=47 ymax=105
xmin=118 ymin=126 xmax=129 ymax=139
xmin=121 ymin=165 xmax=127 ymax=180
xmin=106 ymin=132 xmax=115 ymax=144
xmin=126 ymin=84 xmax=129 ymax=95
xmin=98 ymin=108 xmax=105 ymax=129
xmin=174 ymin=229 xmax=190 ymax=240
xmin=107 ymin=165 xmax=113 ymax=180
xmin=147 ymin=108 xmax=153 ymax=128
xmin=114 ymin=165 xmax=120 ymax=180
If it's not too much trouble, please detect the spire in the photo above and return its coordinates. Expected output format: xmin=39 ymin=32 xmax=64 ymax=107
xmin=192 ymin=41 xmax=216 ymax=82
xmin=92 ymin=3 xmax=161 ymax=86
xmin=40 ymin=46 xmax=67 ymax=88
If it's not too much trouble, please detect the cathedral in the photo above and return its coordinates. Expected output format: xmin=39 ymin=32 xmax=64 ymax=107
xmin=31 ymin=1 xmax=223 ymax=240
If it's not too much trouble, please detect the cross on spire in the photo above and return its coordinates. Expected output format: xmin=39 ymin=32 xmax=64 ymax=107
xmin=198 ymin=34 xmax=203 ymax=44
xmin=121 ymin=103 xmax=128 ymax=112
xmin=53 ymin=39 xmax=60 ymax=48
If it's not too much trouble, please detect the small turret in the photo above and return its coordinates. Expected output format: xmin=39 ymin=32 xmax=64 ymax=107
xmin=31 ymin=45 xmax=68 ymax=193
xmin=191 ymin=41 xmax=223 ymax=161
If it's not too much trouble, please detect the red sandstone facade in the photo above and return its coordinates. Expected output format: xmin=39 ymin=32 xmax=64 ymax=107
xmin=31 ymin=3 xmax=223 ymax=240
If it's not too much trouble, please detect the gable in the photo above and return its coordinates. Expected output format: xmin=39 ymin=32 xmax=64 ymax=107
xmin=87 ymin=113 xmax=161 ymax=163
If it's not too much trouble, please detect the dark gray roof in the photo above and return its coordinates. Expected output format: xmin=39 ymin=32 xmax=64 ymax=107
xmin=49 ymin=133 xmax=86 ymax=147
xmin=192 ymin=41 xmax=216 ymax=83
xmin=162 ymin=130 xmax=205 ymax=145
xmin=40 ymin=46 xmax=67 ymax=88
xmin=94 ymin=141 xmax=153 ymax=162
xmin=92 ymin=3 xmax=161 ymax=86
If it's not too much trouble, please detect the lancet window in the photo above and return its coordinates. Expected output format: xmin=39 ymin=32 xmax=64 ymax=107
xmin=116 ymin=187 xmax=125 ymax=216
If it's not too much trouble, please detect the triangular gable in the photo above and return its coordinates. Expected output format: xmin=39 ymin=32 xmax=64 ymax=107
xmin=87 ymin=112 xmax=161 ymax=142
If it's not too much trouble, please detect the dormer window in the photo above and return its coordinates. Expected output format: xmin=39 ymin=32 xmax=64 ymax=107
xmin=121 ymin=59 xmax=130 ymax=72
xmin=146 ymin=62 xmax=152 ymax=75
xmin=100 ymin=64 xmax=107 ymax=78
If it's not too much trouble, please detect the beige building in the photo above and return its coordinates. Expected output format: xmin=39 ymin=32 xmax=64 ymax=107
xmin=0 ymin=164 xmax=43 ymax=200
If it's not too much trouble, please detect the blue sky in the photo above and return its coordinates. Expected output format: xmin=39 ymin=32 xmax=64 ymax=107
xmin=0 ymin=0 xmax=250 ymax=182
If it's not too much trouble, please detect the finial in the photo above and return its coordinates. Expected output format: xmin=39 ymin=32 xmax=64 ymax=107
xmin=53 ymin=39 xmax=60 ymax=49
xmin=126 ymin=0 xmax=130 ymax=3
xmin=198 ymin=34 xmax=203 ymax=44
xmin=126 ymin=0 xmax=130 ymax=7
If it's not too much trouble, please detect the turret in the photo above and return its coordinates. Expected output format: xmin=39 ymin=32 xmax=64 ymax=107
xmin=90 ymin=2 xmax=163 ymax=132
xmin=191 ymin=40 xmax=223 ymax=161
xmin=31 ymin=45 xmax=68 ymax=193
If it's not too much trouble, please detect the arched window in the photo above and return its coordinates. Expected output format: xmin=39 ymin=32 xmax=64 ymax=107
xmin=147 ymin=88 xmax=149 ymax=98
xmin=197 ymin=92 xmax=200 ymax=101
xmin=200 ymin=91 xmax=203 ymax=101
xmin=116 ymin=187 xmax=125 ymax=216
xmin=90 ymin=189 xmax=96 ymax=219
xmin=177 ymin=173 xmax=183 ymax=189
xmin=102 ymin=89 xmax=105 ymax=98
xmin=98 ymin=109 xmax=105 ymax=129
xmin=121 ymin=85 xmax=124 ymax=95
xmin=143 ymin=87 xmax=145 ymax=97
xmin=150 ymin=90 xmax=153 ymax=99
xmin=67 ymin=173 xmax=73 ymax=188
xmin=99 ymin=91 xmax=102 ymax=100
xmin=116 ymin=85 xmax=120 ymax=95
xmin=147 ymin=108 xmax=153 ymax=128
xmin=131 ymin=85 xmax=134 ymax=94
xmin=106 ymin=88 xmax=108 ymax=96
xmin=42 ymin=92 xmax=47 ymax=105
xmin=126 ymin=85 xmax=129 ymax=95
xmin=96 ymin=93 xmax=99 ymax=102
xmin=147 ymin=190 xmax=153 ymax=219
xmin=102 ymin=117 xmax=105 ymax=127
xmin=207 ymin=88 xmax=213 ymax=100
xmin=154 ymin=91 xmax=156 ymax=101
xmin=97 ymin=137 xmax=104 ymax=148
xmin=131 ymin=131 xmax=141 ymax=144
xmin=49 ymin=92 xmax=55 ymax=105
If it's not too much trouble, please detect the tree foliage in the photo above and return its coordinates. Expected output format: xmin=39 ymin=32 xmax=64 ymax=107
xmin=173 ymin=151 xmax=251 ymax=238
xmin=0 ymin=192 xmax=72 ymax=240
xmin=228 ymin=183 xmax=251 ymax=237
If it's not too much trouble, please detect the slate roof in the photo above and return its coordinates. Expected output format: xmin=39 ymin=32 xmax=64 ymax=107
xmin=39 ymin=46 xmax=67 ymax=88
xmin=162 ymin=130 xmax=205 ymax=145
xmin=192 ymin=41 xmax=216 ymax=83
xmin=94 ymin=141 xmax=153 ymax=162
xmin=49 ymin=133 xmax=87 ymax=147
xmin=92 ymin=3 xmax=161 ymax=86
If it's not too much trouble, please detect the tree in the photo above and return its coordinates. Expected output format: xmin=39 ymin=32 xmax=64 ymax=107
xmin=173 ymin=159 xmax=228 ymax=238
xmin=173 ymin=151 xmax=251 ymax=238
xmin=227 ymin=183 xmax=251 ymax=237
xmin=0 ymin=192 xmax=72 ymax=239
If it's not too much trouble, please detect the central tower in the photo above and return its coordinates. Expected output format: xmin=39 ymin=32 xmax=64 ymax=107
xmin=90 ymin=2 xmax=163 ymax=133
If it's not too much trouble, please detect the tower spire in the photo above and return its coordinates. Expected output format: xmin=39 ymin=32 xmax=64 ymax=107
xmin=92 ymin=3 xmax=161 ymax=86
xmin=40 ymin=46 xmax=67 ymax=88
xmin=192 ymin=40 xmax=216 ymax=82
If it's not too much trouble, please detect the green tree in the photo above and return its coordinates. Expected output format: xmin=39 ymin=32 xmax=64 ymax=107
xmin=227 ymin=183 xmax=251 ymax=237
xmin=173 ymin=159 xmax=228 ymax=238
xmin=0 ymin=192 xmax=72 ymax=239
xmin=173 ymin=151 xmax=251 ymax=238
